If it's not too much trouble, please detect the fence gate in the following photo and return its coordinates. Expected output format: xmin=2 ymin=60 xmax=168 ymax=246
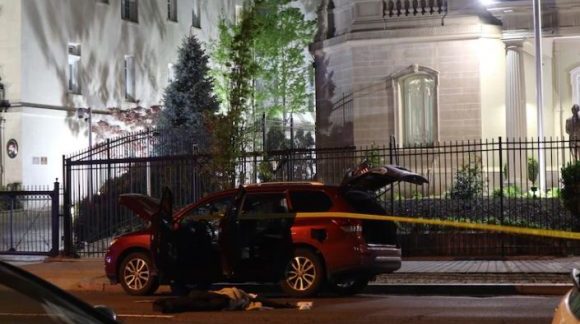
xmin=0 ymin=182 xmax=60 ymax=256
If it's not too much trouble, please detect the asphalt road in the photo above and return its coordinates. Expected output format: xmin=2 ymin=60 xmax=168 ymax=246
xmin=69 ymin=291 xmax=561 ymax=324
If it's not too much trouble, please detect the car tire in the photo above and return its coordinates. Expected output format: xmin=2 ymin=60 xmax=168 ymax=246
xmin=280 ymin=248 xmax=324 ymax=297
xmin=119 ymin=252 xmax=159 ymax=296
xmin=330 ymin=275 xmax=370 ymax=296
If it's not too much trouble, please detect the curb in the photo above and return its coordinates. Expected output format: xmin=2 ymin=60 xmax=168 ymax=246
xmin=365 ymin=283 xmax=572 ymax=296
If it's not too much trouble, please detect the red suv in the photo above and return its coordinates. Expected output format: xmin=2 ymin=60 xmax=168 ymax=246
xmin=105 ymin=165 xmax=427 ymax=297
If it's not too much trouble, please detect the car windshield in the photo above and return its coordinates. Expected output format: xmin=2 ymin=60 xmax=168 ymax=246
xmin=0 ymin=263 xmax=110 ymax=324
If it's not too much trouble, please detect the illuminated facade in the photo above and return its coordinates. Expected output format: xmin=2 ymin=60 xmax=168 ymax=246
xmin=0 ymin=0 xmax=240 ymax=186
xmin=313 ymin=0 xmax=580 ymax=148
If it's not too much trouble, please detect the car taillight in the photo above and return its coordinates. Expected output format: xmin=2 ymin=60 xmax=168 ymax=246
xmin=334 ymin=219 xmax=363 ymax=237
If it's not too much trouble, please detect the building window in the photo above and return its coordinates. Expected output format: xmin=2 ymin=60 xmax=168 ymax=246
xmin=97 ymin=0 xmax=109 ymax=4
xmin=124 ymin=55 xmax=136 ymax=101
xmin=167 ymin=0 xmax=177 ymax=22
xmin=121 ymin=0 xmax=138 ymax=23
xmin=192 ymin=0 xmax=201 ymax=28
xmin=235 ymin=5 xmax=243 ymax=24
xmin=571 ymin=66 xmax=580 ymax=106
xmin=168 ymin=63 xmax=176 ymax=83
xmin=67 ymin=44 xmax=81 ymax=94
xmin=391 ymin=65 xmax=438 ymax=147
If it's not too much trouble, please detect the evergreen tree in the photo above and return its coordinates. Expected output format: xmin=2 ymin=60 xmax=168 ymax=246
xmin=157 ymin=35 xmax=218 ymax=154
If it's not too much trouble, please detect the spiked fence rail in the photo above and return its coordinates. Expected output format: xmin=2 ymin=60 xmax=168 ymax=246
xmin=63 ymin=129 xmax=579 ymax=256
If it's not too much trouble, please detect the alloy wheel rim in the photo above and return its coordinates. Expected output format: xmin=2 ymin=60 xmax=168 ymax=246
xmin=123 ymin=258 xmax=150 ymax=291
xmin=285 ymin=256 xmax=316 ymax=291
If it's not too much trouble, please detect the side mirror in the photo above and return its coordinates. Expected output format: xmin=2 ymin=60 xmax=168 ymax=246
xmin=571 ymin=268 xmax=580 ymax=289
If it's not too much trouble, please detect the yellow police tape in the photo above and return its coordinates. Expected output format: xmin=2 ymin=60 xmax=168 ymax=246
xmin=294 ymin=212 xmax=580 ymax=241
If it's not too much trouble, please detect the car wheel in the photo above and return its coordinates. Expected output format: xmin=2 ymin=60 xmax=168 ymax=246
xmin=119 ymin=252 xmax=159 ymax=296
xmin=280 ymin=248 xmax=324 ymax=297
xmin=330 ymin=275 xmax=370 ymax=295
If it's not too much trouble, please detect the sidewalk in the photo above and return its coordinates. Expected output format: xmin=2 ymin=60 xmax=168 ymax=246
xmin=12 ymin=256 xmax=580 ymax=295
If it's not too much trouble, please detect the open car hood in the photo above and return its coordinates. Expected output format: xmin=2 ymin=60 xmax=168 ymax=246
xmin=341 ymin=164 xmax=428 ymax=191
xmin=118 ymin=194 xmax=161 ymax=222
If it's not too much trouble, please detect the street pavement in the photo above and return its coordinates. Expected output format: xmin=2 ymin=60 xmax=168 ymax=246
xmin=8 ymin=255 xmax=580 ymax=295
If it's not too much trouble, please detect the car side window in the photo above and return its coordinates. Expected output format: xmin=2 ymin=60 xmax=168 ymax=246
xmin=289 ymin=190 xmax=333 ymax=212
xmin=180 ymin=196 xmax=233 ymax=225
xmin=240 ymin=193 xmax=288 ymax=219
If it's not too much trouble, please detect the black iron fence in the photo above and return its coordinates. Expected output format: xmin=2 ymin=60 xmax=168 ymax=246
xmin=0 ymin=182 xmax=60 ymax=256
xmin=63 ymin=129 xmax=579 ymax=257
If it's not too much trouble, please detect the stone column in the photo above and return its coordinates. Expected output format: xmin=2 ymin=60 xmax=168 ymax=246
xmin=505 ymin=40 xmax=527 ymax=140
xmin=504 ymin=40 xmax=527 ymax=186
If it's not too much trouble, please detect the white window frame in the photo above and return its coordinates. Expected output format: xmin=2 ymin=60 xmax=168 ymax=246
xmin=121 ymin=0 xmax=138 ymax=23
xmin=168 ymin=63 xmax=176 ymax=83
xmin=192 ymin=0 xmax=201 ymax=28
xmin=167 ymin=0 xmax=178 ymax=22
xmin=571 ymin=66 xmax=580 ymax=106
xmin=235 ymin=5 xmax=243 ymax=24
xmin=124 ymin=55 xmax=136 ymax=101
xmin=67 ymin=44 xmax=81 ymax=94
xmin=390 ymin=64 xmax=439 ymax=147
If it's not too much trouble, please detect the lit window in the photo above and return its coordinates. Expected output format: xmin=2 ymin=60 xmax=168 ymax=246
xmin=121 ymin=0 xmax=138 ymax=23
xmin=167 ymin=0 xmax=177 ymax=22
xmin=124 ymin=55 xmax=136 ymax=101
xmin=168 ymin=63 xmax=176 ymax=83
xmin=192 ymin=0 xmax=201 ymax=28
xmin=391 ymin=65 xmax=438 ymax=147
xmin=67 ymin=44 xmax=81 ymax=94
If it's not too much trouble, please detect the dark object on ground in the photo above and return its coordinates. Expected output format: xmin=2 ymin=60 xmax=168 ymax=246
xmin=153 ymin=287 xmax=297 ymax=313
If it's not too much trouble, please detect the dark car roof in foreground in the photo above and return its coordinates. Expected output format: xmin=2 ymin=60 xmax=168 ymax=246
xmin=0 ymin=261 xmax=117 ymax=323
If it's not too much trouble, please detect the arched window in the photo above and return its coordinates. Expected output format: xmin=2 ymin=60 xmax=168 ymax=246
xmin=390 ymin=65 xmax=439 ymax=147
xmin=401 ymin=73 xmax=436 ymax=146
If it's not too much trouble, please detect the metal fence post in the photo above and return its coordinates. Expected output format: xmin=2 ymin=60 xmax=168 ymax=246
xmin=389 ymin=136 xmax=395 ymax=215
xmin=8 ymin=195 xmax=14 ymax=252
xmin=63 ymin=156 xmax=73 ymax=256
xmin=498 ymin=137 xmax=505 ymax=257
xmin=50 ymin=180 xmax=60 ymax=256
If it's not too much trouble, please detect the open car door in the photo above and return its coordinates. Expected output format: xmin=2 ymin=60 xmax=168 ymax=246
xmin=219 ymin=186 xmax=245 ymax=278
xmin=150 ymin=188 xmax=175 ymax=282
xmin=219 ymin=187 xmax=295 ymax=282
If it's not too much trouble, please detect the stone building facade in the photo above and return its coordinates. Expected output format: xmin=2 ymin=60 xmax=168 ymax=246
xmin=0 ymin=0 xmax=241 ymax=186
xmin=313 ymin=0 xmax=580 ymax=149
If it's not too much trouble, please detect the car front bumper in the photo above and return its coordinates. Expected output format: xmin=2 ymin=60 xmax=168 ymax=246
xmin=104 ymin=250 xmax=118 ymax=284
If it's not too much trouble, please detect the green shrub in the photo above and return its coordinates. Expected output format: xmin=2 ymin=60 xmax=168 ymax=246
xmin=546 ymin=187 xmax=561 ymax=198
xmin=492 ymin=184 xmax=522 ymax=198
xmin=449 ymin=164 xmax=483 ymax=200
xmin=364 ymin=143 xmax=382 ymax=168
xmin=561 ymin=160 xmax=580 ymax=217
xmin=527 ymin=157 xmax=539 ymax=186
